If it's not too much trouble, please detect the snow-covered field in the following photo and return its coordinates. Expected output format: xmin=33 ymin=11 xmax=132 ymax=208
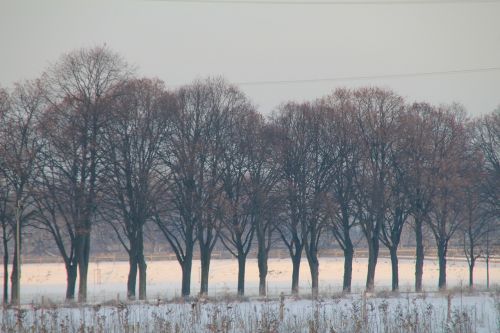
xmin=1 ymin=293 xmax=498 ymax=332
xmin=1 ymin=257 xmax=499 ymax=332
xmin=14 ymin=256 xmax=499 ymax=303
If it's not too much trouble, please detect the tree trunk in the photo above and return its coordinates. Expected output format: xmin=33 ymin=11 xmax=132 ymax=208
xmin=128 ymin=229 xmax=147 ymax=301
xmin=200 ymin=249 xmax=210 ymax=296
xmin=2 ymin=229 xmax=8 ymax=304
xmin=291 ymin=249 xmax=302 ymax=295
xmin=181 ymin=242 xmax=194 ymax=297
xmin=10 ymin=236 xmax=20 ymax=304
xmin=10 ymin=260 xmax=19 ymax=304
xmin=127 ymin=253 xmax=138 ymax=300
xmin=77 ymin=233 xmax=91 ymax=303
xmin=486 ymin=254 xmax=490 ymax=289
xmin=468 ymin=258 xmax=475 ymax=288
xmin=309 ymin=258 xmax=319 ymax=298
xmin=305 ymin=238 xmax=319 ymax=298
xmin=415 ymin=218 xmax=424 ymax=292
xmin=136 ymin=228 xmax=147 ymax=300
xmin=65 ymin=262 xmax=77 ymax=301
xmin=237 ymin=254 xmax=246 ymax=296
xmin=257 ymin=227 xmax=268 ymax=297
xmin=389 ymin=246 xmax=399 ymax=291
xmin=138 ymin=255 xmax=147 ymax=300
xmin=181 ymin=261 xmax=192 ymax=298
xmin=365 ymin=237 xmax=379 ymax=292
xmin=257 ymin=243 xmax=268 ymax=296
xmin=198 ymin=224 xmax=216 ymax=297
xmin=258 ymin=271 xmax=267 ymax=296
xmin=437 ymin=242 xmax=447 ymax=290
xmin=343 ymin=237 xmax=354 ymax=293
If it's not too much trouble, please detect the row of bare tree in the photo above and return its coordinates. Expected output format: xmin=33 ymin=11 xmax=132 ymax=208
xmin=0 ymin=46 xmax=498 ymax=304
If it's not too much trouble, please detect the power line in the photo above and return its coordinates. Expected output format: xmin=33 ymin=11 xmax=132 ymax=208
xmin=151 ymin=0 xmax=500 ymax=5
xmin=233 ymin=66 xmax=500 ymax=86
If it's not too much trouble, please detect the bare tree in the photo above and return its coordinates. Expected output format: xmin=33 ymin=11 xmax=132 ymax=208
xmin=152 ymin=81 xmax=200 ymax=297
xmin=155 ymin=78 xmax=248 ymax=297
xmin=219 ymin=110 xmax=279 ymax=297
xmin=100 ymin=78 xmax=174 ymax=300
xmin=426 ymin=105 xmax=469 ymax=290
xmin=380 ymin=173 xmax=411 ymax=292
xmin=32 ymin=149 xmax=79 ymax=300
xmin=274 ymin=102 xmax=336 ymax=297
xmin=196 ymin=79 xmax=251 ymax=296
xmin=474 ymin=109 xmax=500 ymax=220
xmin=219 ymin=107 xmax=280 ymax=297
xmin=0 ymin=172 xmax=12 ymax=304
xmin=219 ymin=108 xmax=259 ymax=296
xmin=380 ymin=109 xmax=415 ymax=292
xmin=245 ymin=118 xmax=280 ymax=296
xmin=461 ymin=178 xmax=488 ymax=288
xmin=43 ymin=46 xmax=131 ymax=302
xmin=0 ymin=87 xmax=13 ymax=304
xmin=320 ymin=89 xmax=361 ymax=293
xmin=458 ymin=128 xmax=489 ymax=288
xmin=472 ymin=108 xmax=500 ymax=288
xmin=352 ymin=88 xmax=404 ymax=292
xmin=483 ymin=218 xmax=500 ymax=289
xmin=392 ymin=103 xmax=438 ymax=291
xmin=274 ymin=103 xmax=307 ymax=296
xmin=0 ymin=80 xmax=44 ymax=304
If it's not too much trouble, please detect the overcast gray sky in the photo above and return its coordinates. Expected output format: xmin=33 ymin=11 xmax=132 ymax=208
xmin=1 ymin=0 xmax=499 ymax=116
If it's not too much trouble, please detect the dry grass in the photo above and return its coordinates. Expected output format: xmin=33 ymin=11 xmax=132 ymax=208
xmin=0 ymin=291 xmax=498 ymax=333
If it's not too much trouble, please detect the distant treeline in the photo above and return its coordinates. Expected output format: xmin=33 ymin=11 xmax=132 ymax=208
xmin=0 ymin=46 xmax=498 ymax=304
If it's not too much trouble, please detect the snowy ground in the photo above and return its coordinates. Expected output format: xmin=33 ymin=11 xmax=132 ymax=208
xmin=12 ymin=256 xmax=500 ymax=304
xmin=1 ymin=292 xmax=498 ymax=332
xmin=1 ymin=257 xmax=499 ymax=332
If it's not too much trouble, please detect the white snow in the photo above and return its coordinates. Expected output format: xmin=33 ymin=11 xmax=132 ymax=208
xmin=10 ymin=256 xmax=499 ymax=304
xmin=1 ymin=293 xmax=498 ymax=332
